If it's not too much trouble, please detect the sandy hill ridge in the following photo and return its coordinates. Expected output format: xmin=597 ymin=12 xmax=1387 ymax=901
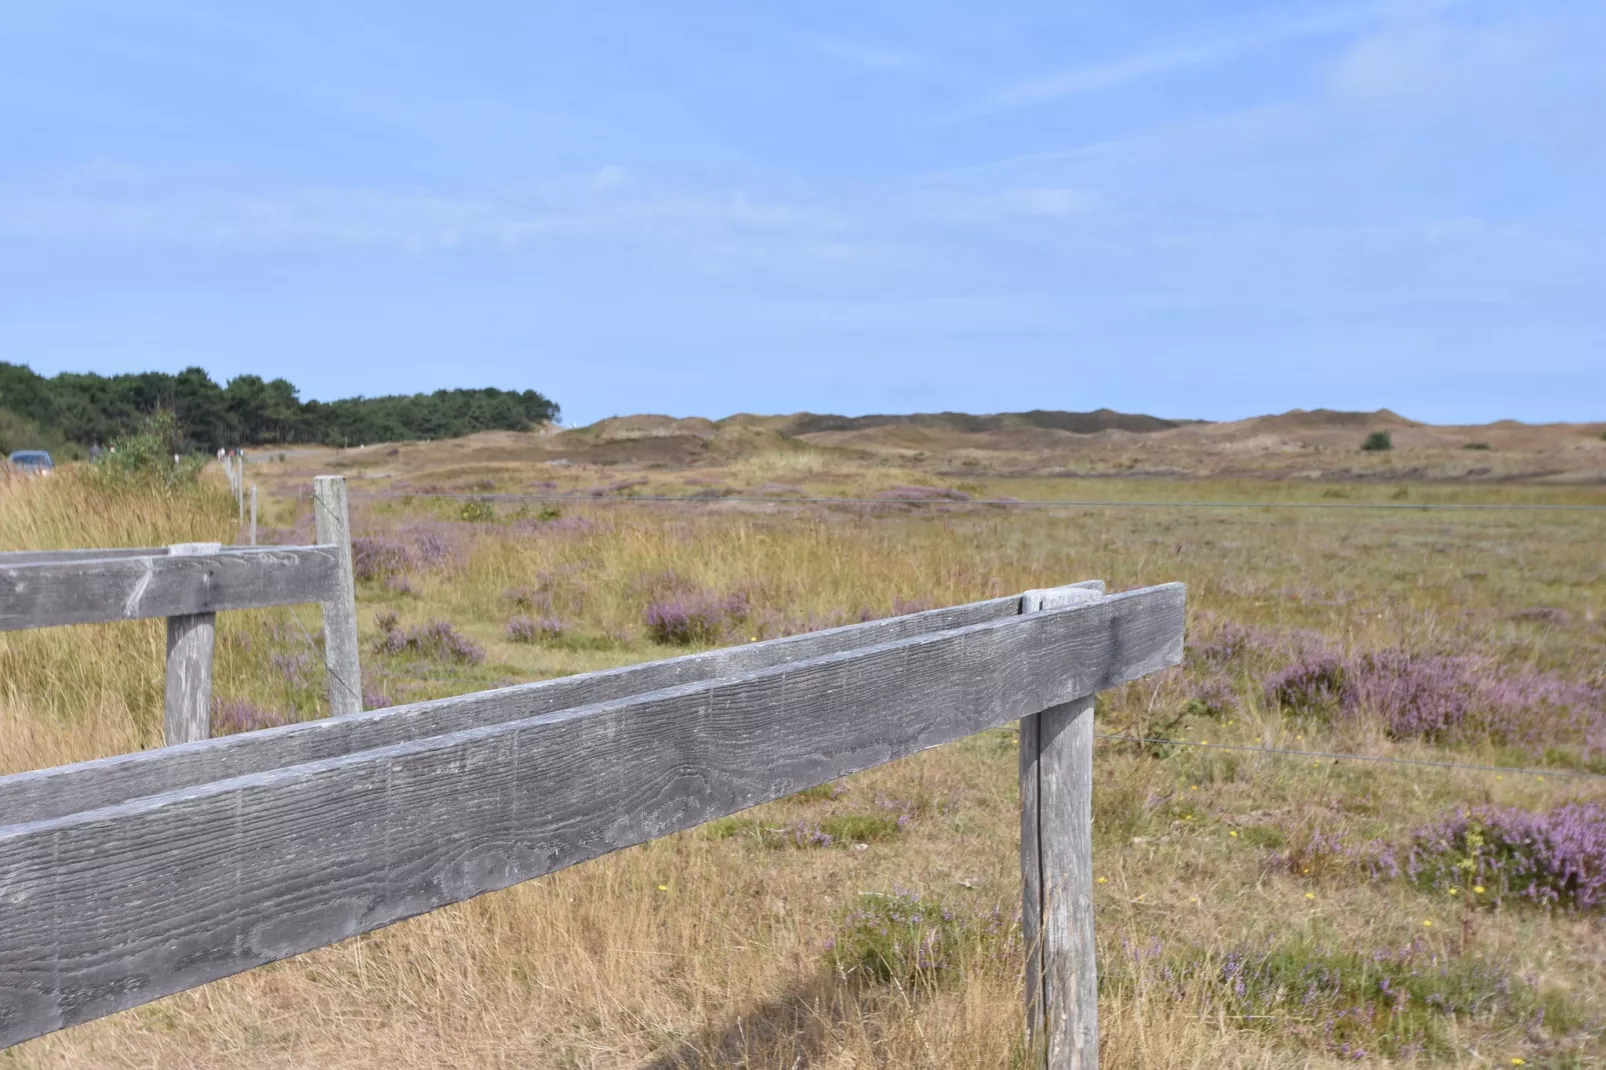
xmin=297 ymin=407 xmax=1604 ymax=486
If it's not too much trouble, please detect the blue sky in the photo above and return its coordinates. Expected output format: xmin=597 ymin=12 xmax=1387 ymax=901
xmin=2 ymin=1 xmax=1602 ymax=425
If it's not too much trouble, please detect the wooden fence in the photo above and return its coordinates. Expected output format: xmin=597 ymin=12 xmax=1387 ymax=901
xmin=0 ymin=490 xmax=1184 ymax=1068
xmin=0 ymin=475 xmax=361 ymax=742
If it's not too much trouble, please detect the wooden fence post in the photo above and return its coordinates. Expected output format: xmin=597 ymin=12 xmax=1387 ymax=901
xmin=250 ymin=484 xmax=258 ymax=546
xmin=312 ymin=475 xmax=362 ymax=716
xmin=1021 ymin=586 xmax=1104 ymax=1069
xmin=163 ymin=542 xmax=222 ymax=745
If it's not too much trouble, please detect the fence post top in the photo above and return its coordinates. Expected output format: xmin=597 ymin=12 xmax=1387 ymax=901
xmin=1020 ymin=582 xmax=1105 ymax=614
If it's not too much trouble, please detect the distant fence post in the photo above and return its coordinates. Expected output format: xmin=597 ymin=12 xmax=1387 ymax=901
xmin=163 ymin=542 xmax=222 ymax=745
xmin=313 ymin=475 xmax=362 ymax=716
xmin=1020 ymin=586 xmax=1103 ymax=1069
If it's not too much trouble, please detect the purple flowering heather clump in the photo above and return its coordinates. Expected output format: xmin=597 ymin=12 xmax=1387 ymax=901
xmin=1407 ymin=803 xmax=1606 ymax=911
xmin=350 ymin=536 xmax=414 ymax=583
xmin=1264 ymin=656 xmax=1349 ymax=715
xmin=506 ymin=615 xmax=563 ymax=643
xmin=645 ymin=589 xmax=750 ymax=645
xmin=268 ymin=650 xmax=314 ymax=690
xmin=1258 ymin=642 xmax=1603 ymax=747
xmin=1346 ymin=650 xmax=1477 ymax=738
xmin=374 ymin=619 xmax=485 ymax=665
xmin=1187 ymin=619 xmax=1284 ymax=666
xmin=212 ymin=697 xmax=290 ymax=735
xmin=394 ymin=521 xmax=469 ymax=573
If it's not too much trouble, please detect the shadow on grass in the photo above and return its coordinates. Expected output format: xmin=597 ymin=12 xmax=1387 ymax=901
xmin=643 ymin=973 xmax=864 ymax=1069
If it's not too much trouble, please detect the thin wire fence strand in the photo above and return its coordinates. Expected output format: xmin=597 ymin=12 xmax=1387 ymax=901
xmin=355 ymin=491 xmax=1606 ymax=512
xmin=1094 ymin=733 xmax=1606 ymax=783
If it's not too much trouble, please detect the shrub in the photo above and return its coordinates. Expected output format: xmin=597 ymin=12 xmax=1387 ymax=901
xmin=1106 ymin=937 xmax=1575 ymax=1060
xmin=645 ymin=590 xmax=749 ymax=645
xmin=373 ymin=619 xmax=485 ymax=665
xmin=459 ymin=498 xmax=495 ymax=522
xmin=1361 ymin=430 xmax=1393 ymax=451
xmin=1462 ymin=441 xmax=1492 ymax=450
xmin=1258 ymin=640 xmax=1602 ymax=747
xmin=351 ymin=536 xmax=413 ymax=582
xmin=825 ymin=890 xmax=1012 ymax=988
xmin=1264 ymin=656 xmax=1348 ymax=716
xmin=506 ymin=615 xmax=563 ymax=643
xmin=1407 ymin=803 xmax=1606 ymax=911
xmin=91 ymin=412 xmax=203 ymax=486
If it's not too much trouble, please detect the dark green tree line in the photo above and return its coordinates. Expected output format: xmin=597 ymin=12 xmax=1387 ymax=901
xmin=0 ymin=362 xmax=559 ymax=455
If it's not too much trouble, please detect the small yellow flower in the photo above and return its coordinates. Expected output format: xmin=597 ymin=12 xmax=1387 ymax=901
xmin=1495 ymin=775 xmax=1504 ymax=781
xmin=1422 ymin=919 xmax=1433 ymax=927
xmin=1537 ymin=776 xmax=1545 ymax=782
xmin=1449 ymin=888 xmax=1460 ymax=896
xmin=1190 ymin=896 xmax=1199 ymax=904
xmin=1201 ymin=740 xmax=1209 ymax=745
xmin=657 ymin=884 xmax=669 ymax=892
xmin=1190 ymin=784 xmax=1199 ymax=791
xmin=1473 ymin=886 xmax=1486 ymax=894
xmin=1305 ymin=892 xmax=1316 ymax=900
xmin=1512 ymin=1058 xmax=1527 ymax=1065
xmin=1229 ymin=830 xmax=1239 ymax=839
xmin=1096 ymin=876 xmax=1108 ymax=884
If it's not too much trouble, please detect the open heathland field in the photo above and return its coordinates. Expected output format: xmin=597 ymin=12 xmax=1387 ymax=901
xmin=2 ymin=422 xmax=1604 ymax=1068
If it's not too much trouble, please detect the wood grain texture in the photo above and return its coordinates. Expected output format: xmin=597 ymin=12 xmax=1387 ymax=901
xmin=1019 ymin=582 xmax=1104 ymax=1068
xmin=0 ymin=546 xmax=342 ymax=632
xmin=0 ymin=583 xmax=1184 ymax=1047
xmin=0 ymin=594 xmax=1029 ymax=826
xmin=1035 ymin=697 xmax=1098 ymax=1069
xmin=0 ymin=548 xmax=167 ymax=566
xmin=1020 ymin=706 xmax=1044 ymax=1045
xmin=162 ymin=544 xmax=221 ymax=747
xmin=312 ymin=476 xmax=362 ymax=717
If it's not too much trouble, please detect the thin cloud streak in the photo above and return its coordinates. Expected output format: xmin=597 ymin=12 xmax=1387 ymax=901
xmin=949 ymin=0 xmax=1461 ymax=121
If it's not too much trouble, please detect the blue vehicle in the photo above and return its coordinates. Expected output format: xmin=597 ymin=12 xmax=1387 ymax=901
xmin=6 ymin=450 xmax=54 ymax=476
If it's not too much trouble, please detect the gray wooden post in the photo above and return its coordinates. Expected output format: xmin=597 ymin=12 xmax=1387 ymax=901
xmin=249 ymin=484 xmax=258 ymax=546
xmin=1020 ymin=585 xmax=1104 ymax=1069
xmin=163 ymin=542 xmax=222 ymax=745
xmin=312 ymin=475 xmax=362 ymax=716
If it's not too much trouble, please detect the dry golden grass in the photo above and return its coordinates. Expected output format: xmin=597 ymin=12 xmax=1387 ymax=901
xmin=3 ymin=455 xmax=1604 ymax=1068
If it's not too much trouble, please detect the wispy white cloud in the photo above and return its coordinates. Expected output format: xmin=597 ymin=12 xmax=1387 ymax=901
xmin=0 ymin=171 xmax=842 ymax=254
xmin=951 ymin=0 xmax=1460 ymax=121
xmin=1332 ymin=16 xmax=1553 ymax=114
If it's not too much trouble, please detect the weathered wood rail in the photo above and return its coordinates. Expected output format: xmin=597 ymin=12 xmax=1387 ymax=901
xmin=0 ymin=475 xmax=361 ymax=744
xmin=0 ymin=572 xmax=1185 ymax=1068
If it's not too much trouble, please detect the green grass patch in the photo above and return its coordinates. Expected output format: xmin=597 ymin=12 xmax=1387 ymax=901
xmin=1104 ymin=938 xmax=1584 ymax=1060
xmin=825 ymin=890 xmax=1013 ymax=988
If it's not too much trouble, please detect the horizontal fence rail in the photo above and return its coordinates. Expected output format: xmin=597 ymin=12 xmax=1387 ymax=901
xmin=0 ymin=588 xmax=1070 ymax=825
xmin=0 ymin=581 xmax=1184 ymax=1059
xmin=0 ymin=545 xmax=342 ymax=632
